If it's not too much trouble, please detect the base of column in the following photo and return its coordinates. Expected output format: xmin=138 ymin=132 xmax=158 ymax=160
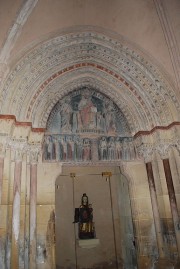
xmin=156 ymin=258 xmax=174 ymax=269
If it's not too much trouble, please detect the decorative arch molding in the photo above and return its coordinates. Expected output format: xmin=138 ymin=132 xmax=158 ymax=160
xmin=33 ymin=73 xmax=147 ymax=134
xmin=1 ymin=26 xmax=180 ymax=133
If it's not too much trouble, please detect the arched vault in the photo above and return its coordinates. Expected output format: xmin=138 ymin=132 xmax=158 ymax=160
xmin=1 ymin=28 xmax=180 ymax=135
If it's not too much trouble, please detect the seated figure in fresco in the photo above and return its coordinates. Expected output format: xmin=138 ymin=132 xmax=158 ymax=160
xmin=77 ymin=88 xmax=97 ymax=129
xmin=74 ymin=193 xmax=95 ymax=239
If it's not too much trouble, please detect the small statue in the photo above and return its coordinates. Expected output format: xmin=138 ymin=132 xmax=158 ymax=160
xmin=74 ymin=193 xmax=96 ymax=239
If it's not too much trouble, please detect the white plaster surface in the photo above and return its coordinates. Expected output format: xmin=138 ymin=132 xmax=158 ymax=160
xmin=78 ymin=238 xmax=100 ymax=248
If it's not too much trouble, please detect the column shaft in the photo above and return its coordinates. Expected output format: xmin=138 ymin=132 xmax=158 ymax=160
xmin=0 ymin=157 xmax=4 ymax=204
xmin=0 ymin=157 xmax=4 ymax=269
xmin=146 ymin=162 xmax=165 ymax=258
xmin=163 ymin=159 xmax=180 ymax=256
xmin=29 ymin=163 xmax=37 ymax=269
xmin=11 ymin=160 xmax=22 ymax=269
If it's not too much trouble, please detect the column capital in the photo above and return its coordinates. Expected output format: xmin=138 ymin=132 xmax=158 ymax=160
xmin=0 ymin=133 xmax=10 ymax=157
xmin=28 ymin=144 xmax=41 ymax=164
xmin=136 ymin=143 xmax=154 ymax=163
xmin=9 ymin=138 xmax=27 ymax=161
xmin=173 ymin=139 xmax=180 ymax=155
xmin=154 ymin=140 xmax=172 ymax=159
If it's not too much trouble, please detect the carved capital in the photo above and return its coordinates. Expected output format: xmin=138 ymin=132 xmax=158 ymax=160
xmin=173 ymin=139 xmax=180 ymax=155
xmin=14 ymin=149 xmax=24 ymax=161
xmin=28 ymin=145 xmax=41 ymax=164
xmin=0 ymin=143 xmax=6 ymax=157
xmin=0 ymin=134 xmax=9 ymax=157
xmin=136 ymin=143 xmax=154 ymax=163
xmin=155 ymin=140 xmax=172 ymax=159
xmin=9 ymin=138 xmax=27 ymax=161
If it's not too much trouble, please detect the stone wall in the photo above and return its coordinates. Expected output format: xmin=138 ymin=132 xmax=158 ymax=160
xmin=0 ymin=120 xmax=180 ymax=268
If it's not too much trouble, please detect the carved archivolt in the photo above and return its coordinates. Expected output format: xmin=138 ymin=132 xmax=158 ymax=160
xmin=0 ymin=28 xmax=179 ymax=134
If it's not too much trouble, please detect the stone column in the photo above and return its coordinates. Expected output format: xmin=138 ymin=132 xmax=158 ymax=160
xmin=162 ymin=158 xmax=180 ymax=257
xmin=0 ymin=156 xmax=4 ymax=204
xmin=0 ymin=139 xmax=7 ymax=204
xmin=11 ymin=150 xmax=23 ymax=269
xmin=146 ymin=162 xmax=165 ymax=259
xmin=0 ymin=141 xmax=6 ymax=269
xmin=29 ymin=148 xmax=39 ymax=269
xmin=156 ymin=141 xmax=180 ymax=269
xmin=139 ymin=143 xmax=173 ymax=268
xmin=145 ymin=160 xmax=174 ymax=268
xmin=0 ymin=153 xmax=4 ymax=267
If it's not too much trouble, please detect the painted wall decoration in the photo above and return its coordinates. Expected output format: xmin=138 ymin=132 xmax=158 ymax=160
xmin=44 ymin=87 xmax=136 ymax=162
xmin=43 ymin=135 xmax=92 ymax=162
xmin=43 ymin=134 xmax=136 ymax=162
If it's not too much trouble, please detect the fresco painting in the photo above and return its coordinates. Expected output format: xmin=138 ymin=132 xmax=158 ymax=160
xmin=44 ymin=87 xmax=136 ymax=162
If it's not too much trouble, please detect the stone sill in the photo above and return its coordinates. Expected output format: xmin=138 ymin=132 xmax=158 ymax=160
xmin=78 ymin=238 xmax=100 ymax=248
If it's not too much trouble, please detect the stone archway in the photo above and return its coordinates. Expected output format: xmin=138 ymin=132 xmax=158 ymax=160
xmin=0 ymin=27 xmax=179 ymax=269
xmin=1 ymin=26 xmax=179 ymax=130
xmin=45 ymin=85 xmax=138 ymax=268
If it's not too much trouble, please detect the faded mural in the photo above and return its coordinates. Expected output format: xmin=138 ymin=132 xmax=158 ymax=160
xmin=44 ymin=87 xmax=136 ymax=162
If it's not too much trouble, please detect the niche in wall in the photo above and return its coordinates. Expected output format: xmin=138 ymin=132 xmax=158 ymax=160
xmin=55 ymin=166 xmax=137 ymax=269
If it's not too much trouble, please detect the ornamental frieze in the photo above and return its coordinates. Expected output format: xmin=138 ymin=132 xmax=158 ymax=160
xmin=43 ymin=134 xmax=136 ymax=163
